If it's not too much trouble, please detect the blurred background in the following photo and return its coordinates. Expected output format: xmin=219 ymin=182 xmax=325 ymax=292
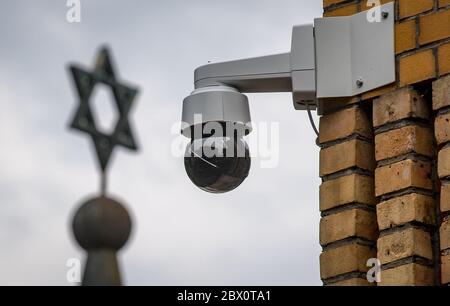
xmin=0 ymin=0 xmax=322 ymax=285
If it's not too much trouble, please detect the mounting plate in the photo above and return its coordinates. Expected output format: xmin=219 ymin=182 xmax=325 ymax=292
xmin=314 ymin=2 xmax=395 ymax=98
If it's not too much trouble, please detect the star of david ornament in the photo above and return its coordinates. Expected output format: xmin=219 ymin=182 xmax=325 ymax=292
xmin=69 ymin=47 xmax=139 ymax=173
xmin=68 ymin=47 xmax=138 ymax=286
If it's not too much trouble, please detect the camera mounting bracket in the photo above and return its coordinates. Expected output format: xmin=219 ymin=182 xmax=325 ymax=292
xmin=191 ymin=2 xmax=395 ymax=115
xmin=314 ymin=2 xmax=395 ymax=100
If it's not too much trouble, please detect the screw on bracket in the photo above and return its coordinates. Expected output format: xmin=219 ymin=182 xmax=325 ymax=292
xmin=356 ymin=79 xmax=364 ymax=88
xmin=382 ymin=11 xmax=389 ymax=19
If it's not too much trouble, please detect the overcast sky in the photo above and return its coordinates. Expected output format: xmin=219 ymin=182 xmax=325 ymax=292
xmin=0 ymin=0 xmax=322 ymax=285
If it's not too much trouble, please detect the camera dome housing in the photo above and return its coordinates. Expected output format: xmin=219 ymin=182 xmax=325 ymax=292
xmin=184 ymin=136 xmax=250 ymax=193
xmin=181 ymin=86 xmax=252 ymax=138
xmin=181 ymin=86 xmax=252 ymax=193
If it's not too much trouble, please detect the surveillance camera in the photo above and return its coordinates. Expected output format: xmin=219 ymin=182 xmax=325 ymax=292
xmin=184 ymin=136 xmax=251 ymax=194
xmin=179 ymin=25 xmax=317 ymax=194
xmin=182 ymin=86 xmax=252 ymax=193
xmin=182 ymin=6 xmax=395 ymax=193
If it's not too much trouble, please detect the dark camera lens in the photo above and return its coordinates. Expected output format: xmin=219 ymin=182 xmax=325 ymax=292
xmin=184 ymin=137 xmax=250 ymax=193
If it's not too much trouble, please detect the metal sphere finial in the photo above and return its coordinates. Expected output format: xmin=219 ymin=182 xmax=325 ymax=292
xmin=73 ymin=196 xmax=132 ymax=250
xmin=72 ymin=196 xmax=132 ymax=286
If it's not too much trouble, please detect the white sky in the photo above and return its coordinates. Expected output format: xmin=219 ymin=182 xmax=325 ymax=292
xmin=0 ymin=0 xmax=323 ymax=285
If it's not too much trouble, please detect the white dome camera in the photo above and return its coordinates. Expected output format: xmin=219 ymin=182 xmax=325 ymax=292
xmin=181 ymin=3 xmax=395 ymax=193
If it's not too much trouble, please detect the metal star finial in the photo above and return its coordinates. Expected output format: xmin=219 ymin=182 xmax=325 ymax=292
xmin=68 ymin=47 xmax=139 ymax=182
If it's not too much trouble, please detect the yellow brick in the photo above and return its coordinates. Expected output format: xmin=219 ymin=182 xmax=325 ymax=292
xmin=375 ymin=125 xmax=434 ymax=161
xmin=442 ymin=254 xmax=450 ymax=284
xmin=373 ymin=88 xmax=429 ymax=127
xmin=361 ymin=84 xmax=397 ymax=101
xmin=399 ymin=49 xmax=436 ymax=86
xmin=432 ymin=75 xmax=450 ymax=110
xmin=326 ymin=278 xmax=375 ymax=286
xmin=440 ymin=0 xmax=450 ymax=8
xmin=320 ymin=139 xmax=375 ymax=177
xmin=379 ymin=263 xmax=434 ymax=286
xmin=438 ymin=146 xmax=450 ymax=178
xmin=377 ymin=193 xmax=436 ymax=230
xmin=435 ymin=112 xmax=450 ymax=145
xmin=441 ymin=219 xmax=450 ymax=250
xmin=320 ymin=243 xmax=375 ymax=279
xmin=320 ymin=174 xmax=376 ymax=211
xmin=375 ymin=159 xmax=433 ymax=197
xmin=399 ymin=0 xmax=434 ymax=19
xmin=318 ymin=96 xmax=360 ymax=115
xmin=442 ymin=183 xmax=450 ymax=213
xmin=319 ymin=107 xmax=372 ymax=143
xmin=323 ymin=0 xmax=348 ymax=8
xmin=360 ymin=0 xmax=394 ymax=12
xmin=419 ymin=10 xmax=450 ymax=45
xmin=377 ymin=228 xmax=433 ymax=264
xmin=439 ymin=42 xmax=450 ymax=76
xmin=324 ymin=4 xmax=358 ymax=17
xmin=396 ymin=19 xmax=417 ymax=54
xmin=320 ymin=209 xmax=377 ymax=245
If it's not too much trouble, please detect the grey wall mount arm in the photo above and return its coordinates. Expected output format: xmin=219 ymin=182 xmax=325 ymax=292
xmin=195 ymin=53 xmax=293 ymax=93
xmin=193 ymin=24 xmax=316 ymax=111
xmin=187 ymin=2 xmax=394 ymax=116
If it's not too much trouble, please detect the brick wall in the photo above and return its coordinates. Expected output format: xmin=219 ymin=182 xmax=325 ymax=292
xmin=435 ymin=75 xmax=450 ymax=285
xmin=320 ymin=0 xmax=450 ymax=286
xmin=319 ymin=106 xmax=377 ymax=286
xmin=373 ymin=88 xmax=436 ymax=286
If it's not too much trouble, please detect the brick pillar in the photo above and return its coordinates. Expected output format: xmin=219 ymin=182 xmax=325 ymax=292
xmin=319 ymin=0 xmax=380 ymax=287
xmin=373 ymin=88 xmax=437 ymax=286
xmin=320 ymin=0 xmax=449 ymax=286
xmin=433 ymin=75 xmax=450 ymax=285
xmin=319 ymin=105 xmax=377 ymax=286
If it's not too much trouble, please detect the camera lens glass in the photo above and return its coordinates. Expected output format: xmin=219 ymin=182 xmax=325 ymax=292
xmin=184 ymin=136 xmax=250 ymax=193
